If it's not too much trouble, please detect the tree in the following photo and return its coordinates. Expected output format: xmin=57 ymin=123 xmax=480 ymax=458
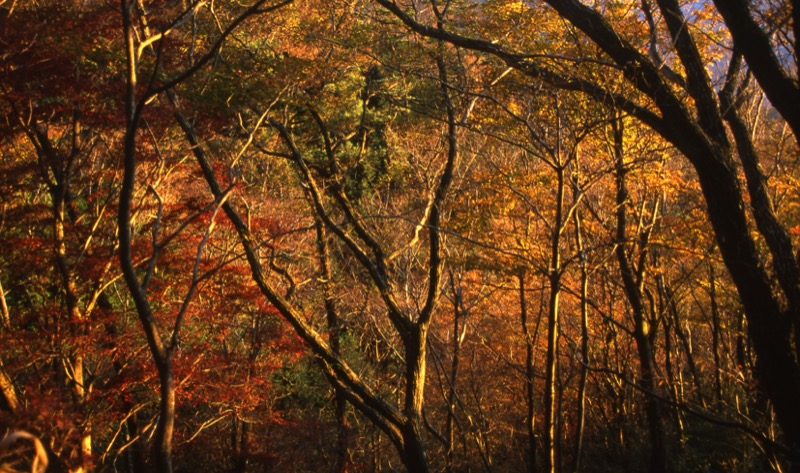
xmin=117 ymin=2 xmax=292 ymax=471
xmin=610 ymin=114 xmax=667 ymax=473
xmin=3 ymin=0 xmax=799 ymax=470
xmin=373 ymin=1 xmax=800 ymax=467
xmin=176 ymin=47 xmax=460 ymax=470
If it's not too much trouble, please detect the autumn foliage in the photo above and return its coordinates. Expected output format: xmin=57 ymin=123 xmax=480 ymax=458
xmin=1 ymin=1 xmax=800 ymax=472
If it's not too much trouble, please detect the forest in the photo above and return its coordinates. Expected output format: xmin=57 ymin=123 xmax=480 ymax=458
xmin=1 ymin=1 xmax=799 ymax=472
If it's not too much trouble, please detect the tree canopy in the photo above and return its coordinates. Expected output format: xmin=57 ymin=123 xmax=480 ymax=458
xmin=1 ymin=1 xmax=799 ymax=472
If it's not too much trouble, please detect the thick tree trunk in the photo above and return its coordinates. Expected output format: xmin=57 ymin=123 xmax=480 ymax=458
xmin=152 ymin=363 xmax=175 ymax=473
xmin=695 ymin=156 xmax=800 ymax=462
xmin=400 ymin=421 xmax=430 ymax=473
xmin=400 ymin=328 xmax=431 ymax=473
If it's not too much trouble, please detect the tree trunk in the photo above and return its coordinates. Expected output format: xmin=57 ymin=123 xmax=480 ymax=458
xmin=708 ymin=264 xmax=724 ymax=404
xmin=657 ymin=276 xmax=685 ymax=441
xmin=612 ymin=117 xmax=667 ymax=473
xmin=314 ymin=220 xmax=351 ymax=473
xmin=544 ymin=161 xmax=567 ymax=473
xmin=370 ymin=3 xmax=800 ymax=462
xmin=445 ymin=274 xmax=468 ymax=472
xmin=152 ymin=362 xmax=175 ymax=473
xmin=571 ymin=202 xmax=589 ymax=473
xmin=0 ymin=282 xmax=17 ymax=414
xmin=0 ymin=358 xmax=18 ymax=414
xmin=120 ymin=4 xmax=175 ymax=472
xmin=0 ymin=278 xmax=9 ymax=330
xmin=400 ymin=328 xmax=431 ymax=473
xmin=518 ymin=272 xmax=538 ymax=473
xmin=544 ymin=269 xmax=561 ymax=473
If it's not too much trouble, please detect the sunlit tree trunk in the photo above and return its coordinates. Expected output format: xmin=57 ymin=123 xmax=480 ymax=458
xmin=544 ymin=153 xmax=567 ymax=473
xmin=0 ymin=278 xmax=17 ymax=414
xmin=544 ymin=267 xmax=561 ymax=473
xmin=0 ymin=278 xmax=9 ymax=330
xmin=571 ymin=186 xmax=589 ymax=473
xmin=0 ymin=358 xmax=18 ymax=414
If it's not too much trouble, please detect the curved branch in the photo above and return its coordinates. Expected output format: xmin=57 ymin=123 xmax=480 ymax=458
xmin=171 ymin=100 xmax=407 ymax=432
xmin=712 ymin=0 xmax=800 ymax=138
